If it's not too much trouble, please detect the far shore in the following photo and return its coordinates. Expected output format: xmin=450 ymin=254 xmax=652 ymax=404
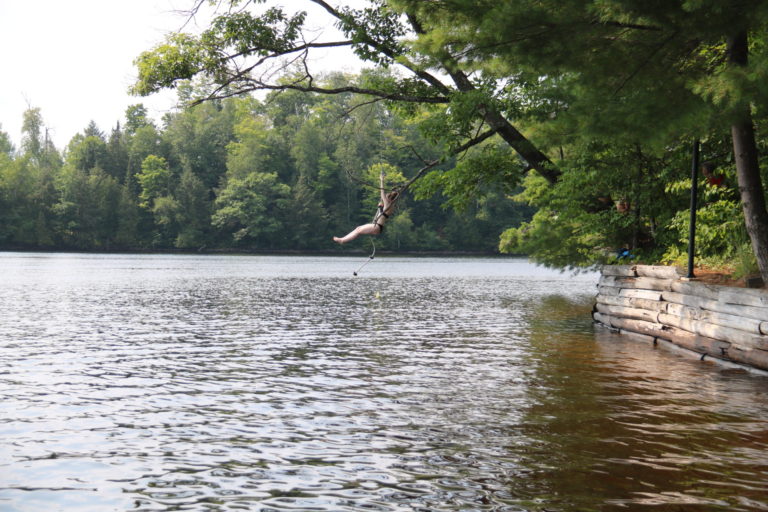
xmin=0 ymin=246 xmax=521 ymax=258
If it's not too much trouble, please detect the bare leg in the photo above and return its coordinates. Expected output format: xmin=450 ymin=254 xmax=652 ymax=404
xmin=333 ymin=223 xmax=380 ymax=244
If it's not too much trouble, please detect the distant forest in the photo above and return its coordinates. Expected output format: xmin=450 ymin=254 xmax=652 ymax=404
xmin=0 ymin=77 xmax=532 ymax=253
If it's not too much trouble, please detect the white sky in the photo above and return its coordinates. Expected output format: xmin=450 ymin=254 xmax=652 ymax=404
xmin=0 ymin=1 xmax=190 ymax=149
xmin=0 ymin=0 xmax=364 ymax=151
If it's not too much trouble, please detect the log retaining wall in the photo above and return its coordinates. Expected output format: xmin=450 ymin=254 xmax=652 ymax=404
xmin=593 ymin=265 xmax=768 ymax=371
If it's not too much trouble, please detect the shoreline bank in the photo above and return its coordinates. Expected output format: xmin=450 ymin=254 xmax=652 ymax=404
xmin=594 ymin=264 xmax=768 ymax=372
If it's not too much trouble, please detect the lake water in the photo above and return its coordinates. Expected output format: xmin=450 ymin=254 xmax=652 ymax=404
xmin=1 ymin=253 xmax=767 ymax=511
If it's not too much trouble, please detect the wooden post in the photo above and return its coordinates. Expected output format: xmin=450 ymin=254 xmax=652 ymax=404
xmin=688 ymin=140 xmax=700 ymax=278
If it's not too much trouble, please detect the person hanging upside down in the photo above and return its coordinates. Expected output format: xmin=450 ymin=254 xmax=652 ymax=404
xmin=333 ymin=172 xmax=399 ymax=244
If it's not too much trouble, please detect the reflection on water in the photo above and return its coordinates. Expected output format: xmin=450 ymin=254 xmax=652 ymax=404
xmin=1 ymin=253 xmax=767 ymax=511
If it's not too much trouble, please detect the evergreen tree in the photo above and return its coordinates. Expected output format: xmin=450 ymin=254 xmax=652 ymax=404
xmin=105 ymin=123 xmax=129 ymax=182
xmin=174 ymin=167 xmax=210 ymax=248
xmin=0 ymin=158 xmax=37 ymax=245
xmin=394 ymin=0 xmax=768 ymax=275
xmin=67 ymin=131 xmax=109 ymax=174
xmin=83 ymin=120 xmax=104 ymax=139
xmin=115 ymin=184 xmax=141 ymax=248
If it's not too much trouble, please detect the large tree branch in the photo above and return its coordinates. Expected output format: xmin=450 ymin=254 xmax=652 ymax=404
xmin=195 ymin=74 xmax=450 ymax=105
xmin=405 ymin=12 xmax=560 ymax=184
xmin=600 ymin=20 xmax=663 ymax=31
xmin=452 ymin=127 xmax=498 ymax=155
xmin=304 ymin=1 xmax=559 ymax=182
xmin=308 ymin=0 xmax=453 ymax=95
xmin=350 ymin=127 xmax=500 ymax=192
xmin=225 ymin=39 xmax=355 ymax=62
xmin=195 ymin=33 xmax=451 ymax=106
xmin=178 ymin=1 xmax=559 ymax=183
xmin=184 ymin=2 xmax=454 ymax=106
xmin=453 ymin=72 xmax=559 ymax=184
xmin=252 ymin=82 xmax=448 ymax=103
xmin=399 ymin=127 xmax=503 ymax=192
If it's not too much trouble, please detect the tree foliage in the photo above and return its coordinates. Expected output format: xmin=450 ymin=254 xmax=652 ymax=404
xmin=0 ymin=83 xmax=526 ymax=253
xmin=6 ymin=0 xmax=768 ymax=274
xmin=393 ymin=0 xmax=768 ymax=276
xmin=127 ymin=0 xmax=768 ymax=277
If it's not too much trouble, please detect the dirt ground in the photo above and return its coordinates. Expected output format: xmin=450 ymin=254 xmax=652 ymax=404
xmin=690 ymin=267 xmax=758 ymax=288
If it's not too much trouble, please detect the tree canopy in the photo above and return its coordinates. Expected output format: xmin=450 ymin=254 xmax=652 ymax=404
xmin=0 ymin=78 xmax=530 ymax=253
xmin=4 ymin=1 xmax=768 ymax=281
xmin=132 ymin=0 xmax=768 ymax=280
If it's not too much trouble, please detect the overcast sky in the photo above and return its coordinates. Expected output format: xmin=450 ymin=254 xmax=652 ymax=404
xmin=0 ymin=1 xmax=190 ymax=149
xmin=0 ymin=1 xmax=363 ymax=150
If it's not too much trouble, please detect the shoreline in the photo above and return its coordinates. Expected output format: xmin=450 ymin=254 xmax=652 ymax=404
xmin=0 ymin=246 xmax=521 ymax=258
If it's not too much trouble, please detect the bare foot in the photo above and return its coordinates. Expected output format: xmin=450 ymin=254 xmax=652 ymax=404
xmin=333 ymin=237 xmax=344 ymax=244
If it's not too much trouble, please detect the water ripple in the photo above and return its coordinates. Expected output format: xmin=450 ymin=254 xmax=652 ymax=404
xmin=1 ymin=254 xmax=768 ymax=511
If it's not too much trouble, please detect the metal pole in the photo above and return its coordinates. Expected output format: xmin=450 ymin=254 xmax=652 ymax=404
xmin=687 ymin=140 xmax=700 ymax=278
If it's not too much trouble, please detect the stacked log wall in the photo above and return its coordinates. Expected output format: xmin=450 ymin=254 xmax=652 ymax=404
xmin=594 ymin=265 xmax=768 ymax=371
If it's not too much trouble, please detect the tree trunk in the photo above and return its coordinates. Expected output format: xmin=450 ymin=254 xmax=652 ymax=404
xmin=727 ymin=32 xmax=768 ymax=286
xmin=732 ymin=117 xmax=768 ymax=285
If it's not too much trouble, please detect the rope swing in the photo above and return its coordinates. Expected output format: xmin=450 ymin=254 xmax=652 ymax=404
xmin=345 ymin=127 xmax=503 ymax=275
xmin=349 ymin=159 xmax=439 ymax=276
xmin=352 ymin=238 xmax=375 ymax=276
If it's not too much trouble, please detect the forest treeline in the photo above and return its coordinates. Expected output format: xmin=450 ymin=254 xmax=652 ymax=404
xmin=5 ymin=0 xmax=768 ymax=277
xmin=0 ymin=78 xmax=531 ymax=253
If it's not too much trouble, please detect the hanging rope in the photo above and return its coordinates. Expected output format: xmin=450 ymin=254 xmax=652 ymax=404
xmin=394 ymin=159 xmax=440 ymax=196
xmin=345 ymin=128 xmax=504 ymax=276
xmin=349 ymin=160 xmax=440 ymax=276
xmin=352 ymin=238 xmax=376 ymax=276
xmin=343 ymin=156 xmax=442 ymax=197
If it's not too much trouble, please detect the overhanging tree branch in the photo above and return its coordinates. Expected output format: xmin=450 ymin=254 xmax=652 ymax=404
xmin=348 ymin=127 xmax=499 ymax=192
xmin=397 ymin=128 xmax=500 ymax=193
xmin=308 ymin=0 xmax=453 ymax=96
xmin=197 ymin=78 xmax=450 ymax=105
xmin=137 ymin=0 xmax=559 ymax=184
xmin=305 ymin=1 xmax=560 ymax=183
xmin=224 ymin=39 xmax=355 ymax=63
xmin=404 ymin=12 xmax=560 ymax=184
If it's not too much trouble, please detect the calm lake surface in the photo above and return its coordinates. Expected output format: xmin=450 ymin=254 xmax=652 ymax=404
xmin=1 ymin=253 xmax=767 ymax=511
